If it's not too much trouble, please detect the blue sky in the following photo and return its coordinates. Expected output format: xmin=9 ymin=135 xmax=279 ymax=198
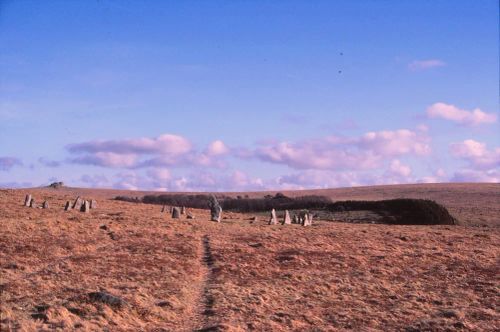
xmin=1 ymin=0 xmax=498 ymax=191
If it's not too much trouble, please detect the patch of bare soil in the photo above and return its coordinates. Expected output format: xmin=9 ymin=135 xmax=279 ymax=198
xmin=1 ymin=184 xmax=499 ymax=331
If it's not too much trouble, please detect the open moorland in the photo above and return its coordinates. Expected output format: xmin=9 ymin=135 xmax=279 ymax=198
xmin=1 ymin=183 xmax=499 ymax=331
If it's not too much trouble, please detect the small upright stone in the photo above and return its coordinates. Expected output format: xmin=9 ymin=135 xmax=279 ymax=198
xmin=80 ymin=200 xmax=90 ymax=213
xmin=181 ymin=206 xmax=186 ymax=215
xmin=64 ymin=201 xmax=71 ymax=211
xmin=29 ymin=198 xmax=36 ymax=208
xmin=283 ymin=210 xmax=291 ymax=225
xmin=72 ymin=196 xmax=83 ymax=210
xmin=90 ymin=200 xmax=97 ymax=209
xmin=24 ymin=194 xmax=32 ymax=207
xmin=208 ymin=195 xmax=222 ymax=222
xmin=269 ymin=209 xmax=278 ymax=225
xmin=42 ymin=201 xmax=49 ymax=209
xmin=172 ymin=207 xmax=181 ymax=219
xmin=161 ymin=205 xmax=166 ymax=213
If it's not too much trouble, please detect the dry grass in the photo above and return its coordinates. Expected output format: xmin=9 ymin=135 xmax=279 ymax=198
xmin=0 ymin=184 xmax=499 ymax=331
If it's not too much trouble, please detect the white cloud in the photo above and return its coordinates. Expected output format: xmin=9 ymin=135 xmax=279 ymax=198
xmin=408 ymin=59 xmax=446 ymax=71
xmin=427 ymin=102 xmax=497 ymax=126
xmin=67 ymin=134 xmax=192 ymax=155
xmin=387 ymin=159 xmax=412 ymax=177
xmin=252 ymin=128 xmax=430 ymax=170
xmin=206 ymin=140 xmax=229 ymax=156
xmin=70 ymin=152 xmax=138 ymax=168
xmin=357 ymin=129 xmax=431 ymax=156
xmin=67 ymin=134 xmax=229 ymax=169
xmin=449 ymin=140 xmax=500 ymax=183
xmin=450 ymin=139 xmax=500 ymax=169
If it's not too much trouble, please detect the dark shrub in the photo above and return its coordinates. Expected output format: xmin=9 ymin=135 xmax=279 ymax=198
xmin=328 ymin=199 xmax=456 ymax=225
xmin=115 ymin=194 xmax=331 ymax=212
xmin=221 ymin=195 xmax=331 ymax=212
xmin=115 ymin=196 xmax=141 ymax=203
xmin=142 ymin=194 xmax=213 ymax=209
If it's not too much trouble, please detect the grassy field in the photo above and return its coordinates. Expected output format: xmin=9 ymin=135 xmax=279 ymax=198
xmin=1 ymin=183 xmax=499 ymax=331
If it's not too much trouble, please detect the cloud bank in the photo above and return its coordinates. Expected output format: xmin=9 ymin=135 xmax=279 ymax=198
xmin=252 ymin=129 xmax=430 ymax=170
xmin=67 ymin=134 xmax=228 ymax=169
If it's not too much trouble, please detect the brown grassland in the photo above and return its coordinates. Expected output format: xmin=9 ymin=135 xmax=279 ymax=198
xmin=0 ymin=183 xmax=499 ymax=331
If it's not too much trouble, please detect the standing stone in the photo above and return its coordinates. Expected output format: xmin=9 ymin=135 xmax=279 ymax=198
xmin=302 ymin=213 xmax=312 ymax=226
xmin=161 ymin=205 xmax=166 ymax=213
xmin=64 ymin=201 xmax=71 ymax=211
xmin=181 ymin=206 xmax=186 ymax=215
xmin=269 ymin=209 xmax=278 ymax=225
xmin=208 ymin=195 xmax=222 ymax=222
xmin=24 ymin=194 xmax=32 ymax=207
xmin=29 ymin=198 xmax=36 ymax=208
xmin=81 ymin=200 xmax=90 ymax=213
xmin=172 ymin=207 xmax=181 ymax=219
xmin=169 ymin=206 xmax=173 ymax=213
xmin=72 ymin=196 xmax=83 ymax=210
xmin=301 ymin=214 xmax=308 ymax=226
xmin=42 ymin=201 xmax=49 ymax=209
xmin=283 ymin=210 xmax=291 ymax=225
xmin=90 ymin=200 xmax=97 ymax=209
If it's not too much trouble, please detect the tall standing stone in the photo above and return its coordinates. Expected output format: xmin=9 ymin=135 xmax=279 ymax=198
xmin=269 ymin=209 xmax=278 ymax=225
xmin=24 ymin=194 xmax=32 ymax=207
xmin=72 ymin=196 xmax=83 ymax=210
xmin=64 ymin=201 xmax=71 ymax=211
xmin=42 ymin=201 xmax=49 ymax=209
xmin=181 ymin=206 xmax=186 ymax=215
xmin=283 ymin=210 xmax=291 ymax=225
xmin=302 ymin=213 xmax=312 ymax=226
xmin=90 ymin=200 xmax=97 ymax=209
xmin=29 ymin=198 xmax=36 ymax=208
xmin=172 ymin=207 xmax=181 ymax=219
xmin=208 ymin=195 xmax=222 ymax=222
xmin=81 ymin=200 xmax=90 ymax=213
xmin=161 ymin=205 xmax=166 ymax=213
